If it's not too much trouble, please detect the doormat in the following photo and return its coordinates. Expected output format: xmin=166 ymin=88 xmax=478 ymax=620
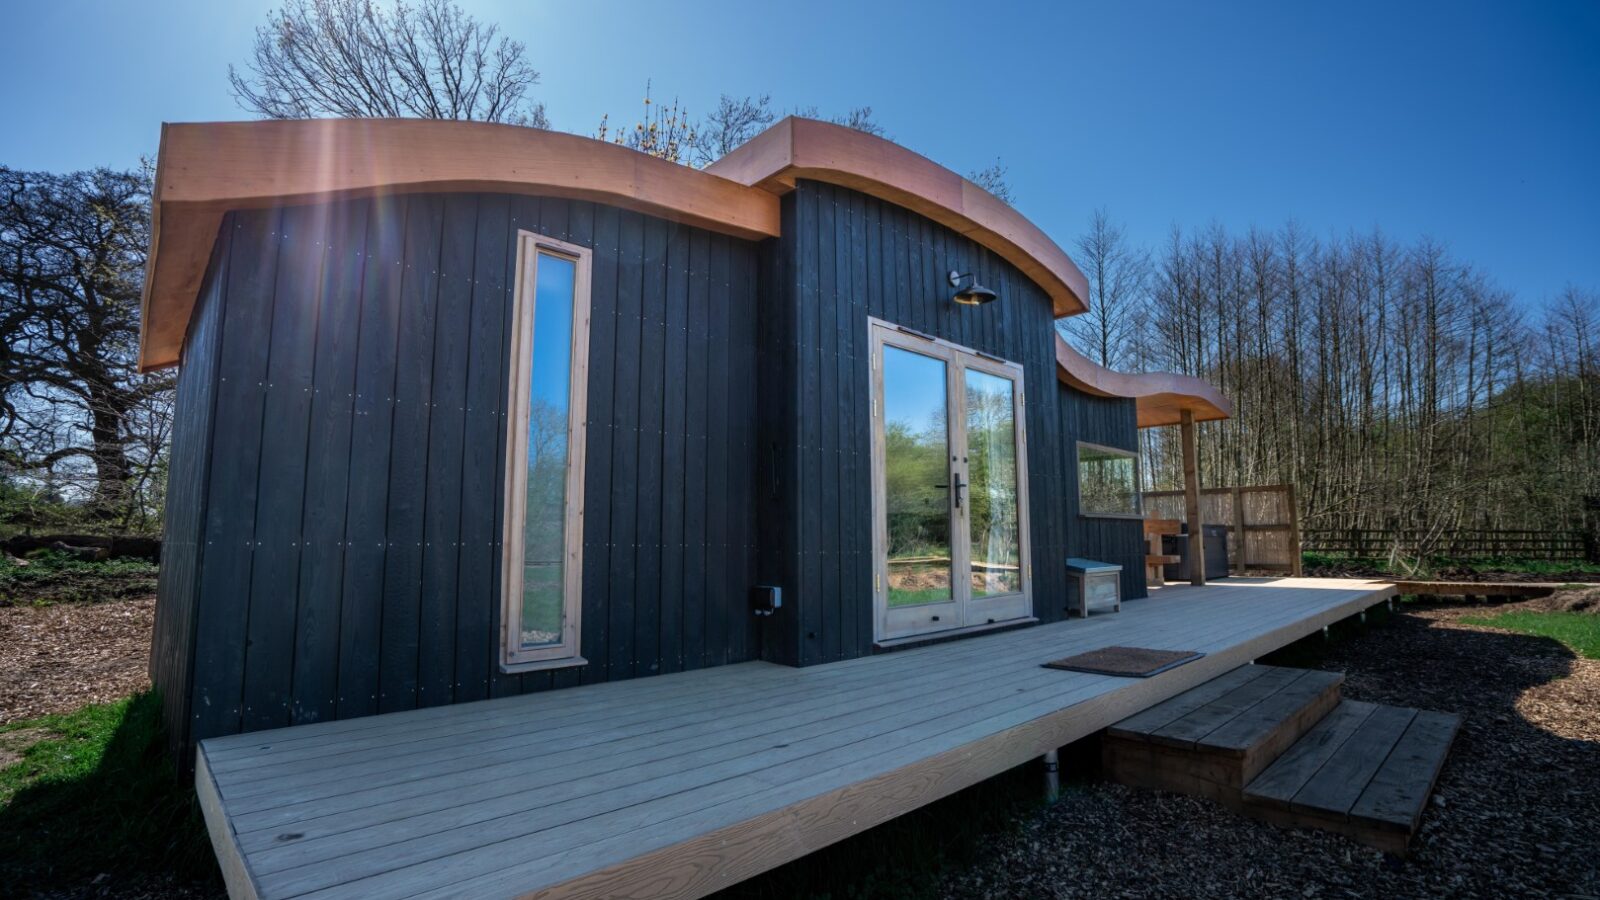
xmin=1042 ymin=646 xmax=1204 ymax=677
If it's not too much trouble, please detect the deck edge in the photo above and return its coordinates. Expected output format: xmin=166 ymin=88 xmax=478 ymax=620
xmin=196 ymin=743 xmax=262 ymax=900
xmin=527 ymin=583 xmax=1395 ymax=899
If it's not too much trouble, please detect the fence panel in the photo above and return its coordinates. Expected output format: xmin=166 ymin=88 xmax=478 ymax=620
xmin=1142 ymin=484 xmax=1301 ymax=575
xmin=1303 ymin=528 xmax=1586 ymax=561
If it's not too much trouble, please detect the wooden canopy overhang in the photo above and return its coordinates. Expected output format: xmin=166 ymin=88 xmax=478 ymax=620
xmin=1055 ymin=336 xmax=1231 ymax=428
xmin=139 ymin=116 xmax=1228 ymax=429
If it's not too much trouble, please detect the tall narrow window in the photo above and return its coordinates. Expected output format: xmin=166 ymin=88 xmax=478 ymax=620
xmin=502 ymin=232 xmax=591 ymax=671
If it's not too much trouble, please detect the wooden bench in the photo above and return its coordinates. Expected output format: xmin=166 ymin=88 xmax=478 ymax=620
xmin=1144 ymin=518 xmax=1183 ymax=586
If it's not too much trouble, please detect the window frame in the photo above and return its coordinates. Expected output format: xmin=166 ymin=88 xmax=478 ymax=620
xmin=1075 ymin=440 xmax=1143 ymax=520
xmin=500 ymin=230 xmax=593 ymax=673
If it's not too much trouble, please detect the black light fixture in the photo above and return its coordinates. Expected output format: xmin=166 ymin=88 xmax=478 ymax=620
xmin=948 ymin=270 xmax=998 ymax=306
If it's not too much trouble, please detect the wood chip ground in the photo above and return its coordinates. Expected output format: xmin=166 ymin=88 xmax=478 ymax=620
xmin=0 ymin=597 xmax=154 ymax=725
xmin=941 ymin=595 xmax=1600 ymax=899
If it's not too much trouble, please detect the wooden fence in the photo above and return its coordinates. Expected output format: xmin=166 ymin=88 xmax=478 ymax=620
xmin=1142 ymin=484 xmax=1302 ymax=576
xmin=1302 ymin=528 xmax=1588 ymax=561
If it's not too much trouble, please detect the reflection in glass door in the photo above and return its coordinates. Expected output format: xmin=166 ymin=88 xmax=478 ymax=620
xmin=880 ymin=347 xmax=957 ymax=626
xmin=965 ymin=370 xmax=1020 ymax=597
xmin=871 ymin=320 xmax=1031 ymax=642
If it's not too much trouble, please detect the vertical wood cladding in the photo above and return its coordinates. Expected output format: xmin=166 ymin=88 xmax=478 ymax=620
xmin=756 ymin=181 xmax=1151 ymax=666
xmin=1059 ymin=389 xmax=1150 ymax=601
xmin=148 ymin=231 xmax=227 ymax=760
xmin=758 ymin=181 xmax=1080 ymax=666
xmin=153 ymin=179 xmax=1153 ymax=756
xmin=153 ymin=193 xmax=760 ymax=754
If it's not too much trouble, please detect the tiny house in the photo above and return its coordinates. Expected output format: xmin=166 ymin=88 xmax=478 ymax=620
xmin=145 ymin=116 xmax=1231 ymax=761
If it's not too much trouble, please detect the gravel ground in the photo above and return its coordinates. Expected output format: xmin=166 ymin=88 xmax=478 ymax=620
xmin=0 ymin=596 xmax=154 ymax=725
xmin=941 ymin=596 xmax=1600 ymax=899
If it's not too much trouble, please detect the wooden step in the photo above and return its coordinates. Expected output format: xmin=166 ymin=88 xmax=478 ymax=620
xmin=1243 ymin=701 xmax=1460 ymax=856
xmin=1103 ymin=665 xmax=1344 ymax=800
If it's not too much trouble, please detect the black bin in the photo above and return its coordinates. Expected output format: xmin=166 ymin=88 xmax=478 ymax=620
xmin=1162 ymin=524 xmax=1229 ymax=581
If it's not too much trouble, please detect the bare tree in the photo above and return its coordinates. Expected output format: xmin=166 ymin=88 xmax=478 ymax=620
xmin=692 ymin=94 xmax=775 ymax=166
xmin=793 ymin=105 xmax=887 ymax=137
xmin=1062 ymin=208 xmax=1147 ymax=370
xmin=1116 ymin=216 xmax=1599 ymax=553
xmin=596 ymin=82 xmax=698 ymax=165
xmin=603 ymin=87 xmax=888 ymax=168
xmin=229 ymin=0 xmax=549 ymax=127
xmin=0 ymin=167 xmax=172 ymax=529
xmin=967 ymin=159 xmax=1014 ymax=205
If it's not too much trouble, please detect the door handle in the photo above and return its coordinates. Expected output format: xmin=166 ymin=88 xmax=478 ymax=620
xmin=933 ymin=475 xmax=967 ymax=508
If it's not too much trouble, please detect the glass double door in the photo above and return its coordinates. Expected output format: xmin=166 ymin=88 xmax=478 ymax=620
xmin=870 ymin=320 xmax=1032 ymax=642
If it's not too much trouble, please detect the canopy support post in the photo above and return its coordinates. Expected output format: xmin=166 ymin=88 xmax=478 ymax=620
xmin=1181 ymin=409 xmax=1206 ymax=586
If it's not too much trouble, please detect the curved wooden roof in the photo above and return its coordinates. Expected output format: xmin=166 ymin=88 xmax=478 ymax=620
xmin=139 ymin=118 xmax=1226 ymax=426
xmin=140 ymin=117 xmax=1094 ymax=370
xmin=706 ymin=117 xmax=1090 ymax=319
xmin=138 ymin=119 xmax=781 ymax=369
xmin=1055 ymin=336 xmax=1231 ymax=428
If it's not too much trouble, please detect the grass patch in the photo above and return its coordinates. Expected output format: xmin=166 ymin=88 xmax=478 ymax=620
xmin=1460 ymin=611 xmax=1600 ymax=660
xmin=1443 ymin=557 xmax=1600 ymax=576
xmin=0 ymin=550 xmax=158 ymax=607
xmin=0 ymin=691 xmax=219 ymax=891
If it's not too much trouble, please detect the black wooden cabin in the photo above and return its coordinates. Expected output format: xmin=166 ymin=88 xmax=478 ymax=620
xmin=145 ymin=117 xmax=1228 ymax=762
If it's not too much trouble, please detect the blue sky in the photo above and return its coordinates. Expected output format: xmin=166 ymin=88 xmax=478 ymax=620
xmin=3 ymin=0 xmax=1596 ymax=307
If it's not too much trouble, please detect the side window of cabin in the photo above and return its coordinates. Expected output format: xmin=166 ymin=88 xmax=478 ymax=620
xmin=1077 ymin=442 xmax=1141 ymax=518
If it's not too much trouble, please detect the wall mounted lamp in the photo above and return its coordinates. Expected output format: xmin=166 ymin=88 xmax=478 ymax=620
xmin=948 ymin=270 xmax=998 ymax=306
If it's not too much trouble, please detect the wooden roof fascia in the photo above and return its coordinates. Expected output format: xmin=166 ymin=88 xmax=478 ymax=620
xmin=139 ymin=117 xmax=1230 ymax=427
xmin=706 ymin=116 xmax=1091 ymax=318
xmin=1055 ymin=335 xmax=1232 ymax=427
xmin=138 ymin=118 xmax=781 ymax=370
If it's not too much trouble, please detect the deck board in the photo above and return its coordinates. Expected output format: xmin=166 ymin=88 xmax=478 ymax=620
xmin=199 ymin=577 xmax=1392 ymax=900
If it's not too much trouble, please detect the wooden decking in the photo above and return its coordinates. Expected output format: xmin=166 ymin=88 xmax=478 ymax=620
xmin=1104 ymin=662 xmax=1460 ymax=855
xmin=197 ymin=577 xmax=1393 ymax=900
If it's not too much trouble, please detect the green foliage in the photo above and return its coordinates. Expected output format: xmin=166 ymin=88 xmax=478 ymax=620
xmin=887 ymin=585 xmax=952 ymax=607
xmin=1446 ymin=558 xmax=1600 ymax=576
xmin=0 ymin=692 xmax=219 ymax=890
xmin=1460 ymin=611 xmax=1600 ymax=660
xmin=1301 ymin=551 xmax=1600 ymax=578
xmin=884 ymin=420 xmax=950 ymax=561
xmin=0 ymin=478 xmax=116 ymax=537
xmin=0 ymin=550 xmax=158 ymax=607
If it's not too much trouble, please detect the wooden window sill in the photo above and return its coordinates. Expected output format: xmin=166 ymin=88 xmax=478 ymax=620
xmin=500 ymin=655 xmax=589 ymax=675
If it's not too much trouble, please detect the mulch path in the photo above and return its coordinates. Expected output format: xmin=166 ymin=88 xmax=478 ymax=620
xmin=0 ymin=597 xmax=154 ymax=725
xmin=941 ymin=594 xmax=1600 ymax=899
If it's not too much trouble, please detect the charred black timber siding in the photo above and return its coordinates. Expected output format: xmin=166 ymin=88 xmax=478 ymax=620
xmin=1060 ymin=389 xmax=1149 ymax=600
xmin=149 ymin=233 xmax=227 ymax=760
xmin=153 ymin=193 xmax=761 ymax=757
xmin=756 ymin=181 xmax=1149 ymax=667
